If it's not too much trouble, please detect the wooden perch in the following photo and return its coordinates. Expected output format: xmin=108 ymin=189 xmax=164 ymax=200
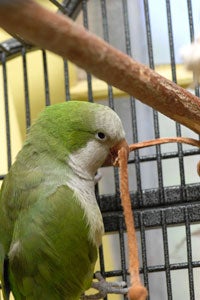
xmin=0 ymin=0 xmax=200 ymax=134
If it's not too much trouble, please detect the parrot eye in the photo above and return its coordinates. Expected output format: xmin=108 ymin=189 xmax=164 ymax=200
xmin=95 ymin=132 xmax=107 ymax=141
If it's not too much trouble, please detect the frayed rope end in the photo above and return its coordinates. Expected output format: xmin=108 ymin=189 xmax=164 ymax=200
xmin=128 ymin=285 xmax=148 ymax=300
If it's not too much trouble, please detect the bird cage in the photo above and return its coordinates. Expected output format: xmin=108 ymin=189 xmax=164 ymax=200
xmin=0 ymin=1 xmax=200 ymax=299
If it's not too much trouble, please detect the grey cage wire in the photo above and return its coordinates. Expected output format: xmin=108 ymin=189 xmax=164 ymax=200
xmin=0 ymin=0 xmax=200 ymax=299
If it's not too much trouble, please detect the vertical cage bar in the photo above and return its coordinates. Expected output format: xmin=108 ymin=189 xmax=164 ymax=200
xmin=187 ymin=0 xmax=195 ymax=42
xmin=122 ymin=0 xmax=143 ymax=206
xmin=165 ymin=0 xmax=177 ymax=83
xmin=98 ymin=244 xmax=106 ymax=275
xmin=165 ymin=0 xmax=186 ymax=201
xmin=100 ymin=0 xmax=120 ymax=201
xmin=187 ymin=0 xmax=199 ymax=97
xmin=42 ymin=50 xmax=51 ymax=106
xmin=63 ymin=60 xmax=71 ymax=101
xmin=121 ymin=0 xmax=131 ymax=57
xmin=21 ymin=46 xmax=31 ymax=128
xmin=143 ymin=0 xmax=154 ymax=69
xmin=2 ymin=52 xmax=12 ymax=170
xmin=184 ymin=207 xmax=195 ymax=299
xmin=118 ymin=217 xmax=128 ymax=300
xmin=130 ymin=100 xmax=143 ymax=207
xmin=98 ymin=244 xmax=108 ymax=300
xmin=82 ymin=0 xmax=93 ymax=103
xmin=139 ymin=212 xmax=149 ymax=296
xmin=161 ymin=210 xmax=172 ymax=299
xmin=143 ymin=0 xmax=165 ymax=204
xmin=100 ymin=0 xmax=114 ymax=110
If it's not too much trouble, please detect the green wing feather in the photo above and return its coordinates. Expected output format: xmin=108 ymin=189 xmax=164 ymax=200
xmin=8 ymin=186 xmax=97 ymax=300
xmin=0 ymin=147 xmax=97 ymax=300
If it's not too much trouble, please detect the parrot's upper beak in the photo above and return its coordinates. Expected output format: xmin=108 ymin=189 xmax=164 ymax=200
xmin=103 ymin=139 xmax=129 ymax=167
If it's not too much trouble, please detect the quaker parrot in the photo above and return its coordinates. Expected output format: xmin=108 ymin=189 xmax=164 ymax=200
xmin=0 ymin=101 xmax=129 ymax=300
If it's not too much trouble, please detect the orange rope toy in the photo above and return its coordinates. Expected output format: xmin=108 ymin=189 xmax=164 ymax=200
xmin=118 ymin=137 xmax=200 ymax=300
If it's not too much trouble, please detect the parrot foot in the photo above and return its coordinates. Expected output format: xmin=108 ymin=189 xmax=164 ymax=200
xmin=81 ymin=272 xmax=129 ymax=299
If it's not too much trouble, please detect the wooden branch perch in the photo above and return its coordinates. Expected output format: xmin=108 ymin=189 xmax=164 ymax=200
xmin=0 ymin=0 xmax=200 ymax=134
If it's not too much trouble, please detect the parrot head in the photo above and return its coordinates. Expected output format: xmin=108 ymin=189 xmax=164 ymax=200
xmin=28 ymin=101 xmax=129 ymax=179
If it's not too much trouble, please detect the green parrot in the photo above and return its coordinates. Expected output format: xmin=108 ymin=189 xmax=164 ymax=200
xmin=0 ymin=101 xmax=129 ymax=300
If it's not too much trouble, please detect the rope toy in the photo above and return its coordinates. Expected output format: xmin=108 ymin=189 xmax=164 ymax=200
xmin=118 ymin=137 xmax=200 ymax=300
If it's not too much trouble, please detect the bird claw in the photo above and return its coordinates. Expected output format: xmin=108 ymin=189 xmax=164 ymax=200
xmin=81 ymin=272 xmax=129 ymax=299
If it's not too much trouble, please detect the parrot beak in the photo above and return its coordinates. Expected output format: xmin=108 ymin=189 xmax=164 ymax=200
xmin=103 ymin=139 xmax=129 ymax=167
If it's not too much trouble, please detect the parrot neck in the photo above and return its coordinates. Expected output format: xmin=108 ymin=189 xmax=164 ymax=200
xmin=67 ymin=172 xmax=104 ymax=247
xmin=64 ymin=140 xmax=108 ymax=246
